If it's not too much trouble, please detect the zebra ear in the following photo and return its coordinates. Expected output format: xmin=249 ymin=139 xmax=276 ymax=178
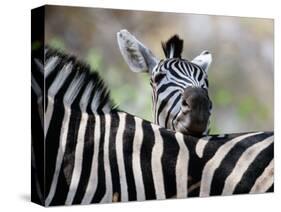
xmin=117 ymin=29 xmax=159 ymax=74
xmin=191 ymin=50 xmax=212 ymax=73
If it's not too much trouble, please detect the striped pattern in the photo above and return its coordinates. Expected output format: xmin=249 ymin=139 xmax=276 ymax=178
xmin=44 ymin=108 xmax=192 ymax=205
xmin=151 ymin=58 xmax=208 ymax=121
xmin=31 ymin=47 xmax=274 ymax=206
xmin=117 ymin=30 xmax=212 ymax=135
xmin=40 ymin=108 xmax=275 ymax=205
xmin=151 ymin=57 xmax=211 ymax=132
xmin=196 ymin=133 xmax=274 ymax=197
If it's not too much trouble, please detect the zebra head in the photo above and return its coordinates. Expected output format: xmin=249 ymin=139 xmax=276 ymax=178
xmin=117 ymin=29 xmax=212 ymax=136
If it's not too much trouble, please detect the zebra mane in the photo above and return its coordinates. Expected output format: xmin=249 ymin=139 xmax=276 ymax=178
xmin=161 ymin=35 xmax=183 ymax=59
xmin=43 ymin=47 xmax=117 ymax=114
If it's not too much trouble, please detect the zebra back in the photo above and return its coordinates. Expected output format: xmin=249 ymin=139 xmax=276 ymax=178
xmin=31 ymin=47 xmax=274 ymax=206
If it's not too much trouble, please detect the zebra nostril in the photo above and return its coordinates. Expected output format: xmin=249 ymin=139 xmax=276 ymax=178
xmin=182 ymin=100 xmax=187 ymax=106
xmin=182 ymin=100 xmax=191 ymax=111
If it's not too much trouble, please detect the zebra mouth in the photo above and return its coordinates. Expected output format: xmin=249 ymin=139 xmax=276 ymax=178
xmin=174 ymin=121 xmax=190 ymax=134
xmin=175 ymin=121 xmax=205 ymax=137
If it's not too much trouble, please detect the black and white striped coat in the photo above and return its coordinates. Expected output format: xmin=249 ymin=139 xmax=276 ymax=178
xmin=31 ymin=48 xmax=274 ymax=206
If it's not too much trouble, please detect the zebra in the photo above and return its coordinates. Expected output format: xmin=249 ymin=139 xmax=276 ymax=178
xmin=31 ymin=47 xmax=274 ymax=206
xmin=117 ymin=29 xmax=212 ymax=136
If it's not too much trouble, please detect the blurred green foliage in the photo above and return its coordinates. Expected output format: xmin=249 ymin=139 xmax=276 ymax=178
xmin=209 ymin=119 xmax=220 ymax=134
xmin=45 ymin=6 xmax=274 ymax=133
xmin=238 ymin=97 xmax=269 ymax=120
xmin=86 ymin=48 xmax=103 ymax=71
xmin=49 ymin=37 xmax=65 ymax=50
xmin=214 ymin=89 xmax=232 ymax=107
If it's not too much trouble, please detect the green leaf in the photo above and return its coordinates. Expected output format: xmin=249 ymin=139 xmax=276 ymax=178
xmin=49 ymin=37 xmax=65 ymax=50
xmin=214 ymin=89 xmax=232 ymax=106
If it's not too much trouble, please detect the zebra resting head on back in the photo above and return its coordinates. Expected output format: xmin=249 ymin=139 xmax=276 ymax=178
xmin=117 ymin=29 xmax=212 ymax=136
xmin=32 ymin=47 xmax=273 ymax=206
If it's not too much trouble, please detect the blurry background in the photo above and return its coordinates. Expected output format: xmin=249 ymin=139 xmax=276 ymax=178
xmin=44 ymin=5 xmax=274 ymax=134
